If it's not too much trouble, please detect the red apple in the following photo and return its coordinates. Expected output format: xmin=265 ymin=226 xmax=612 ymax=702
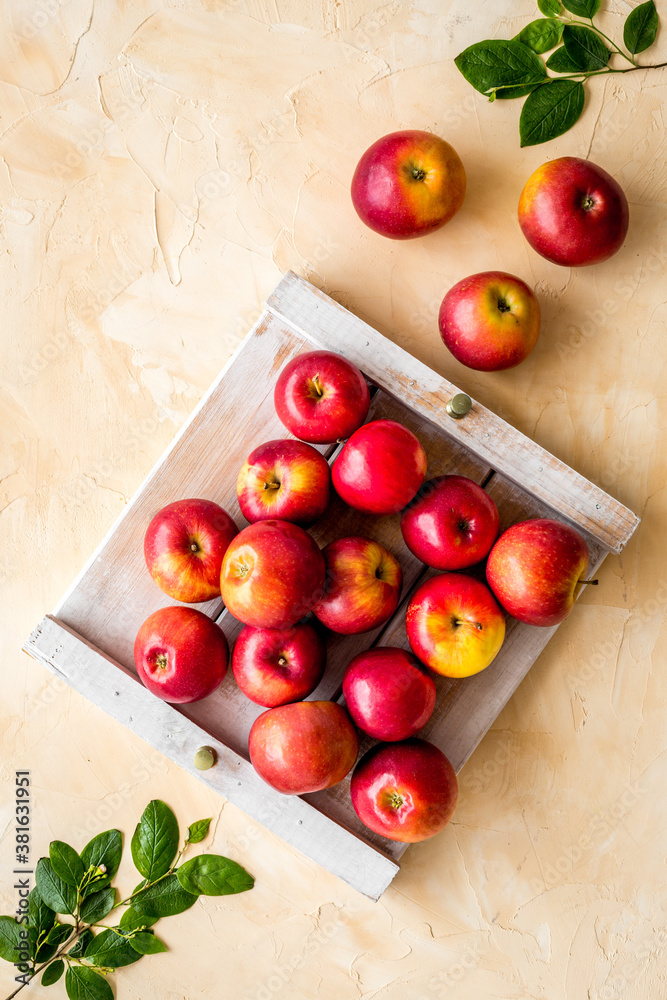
xmin=313 ymin=536 xmax=402 ymax=635
xmin=220 ymin=520 xmax=325 ymax=629
xmin=237 ymin=439 xmax=330 ymax=526
xmin=343 ymin=647 xmax=436 ymax=741
xmin=332 ymin=419 xmax=427 ymax=515
xmin=232 ymin=623 xmax=326 ymax=707
xmin=134 ymin=606 xmax=228 ymax=704
xmin=406 ymin=573 xmax=505 ymax=678
xmin=351 ymin=130 xmax=466 ymax=239
xmin=401 ymin=475 xmax=500 ymax=570
xmin=486 ymin=518 xmax=590 ymax=627
xmin=518 ymin=156 xmax=629 ymax=267
xmin=438 ymin=271 xmax=541 ymax=371
xmin=248 ymin=701 xmax=359 ymax=794
xmin=274 ymin=350 xmax=370 ymax=444
xmin=144 ymin=498 xmax=239 ymax=603
xmin=350 ymin=739 xmax=458 ymax=842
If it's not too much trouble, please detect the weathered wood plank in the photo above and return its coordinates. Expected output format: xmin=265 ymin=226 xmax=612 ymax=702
xmin=267 ymin=271 xmax=639 ymax=554
xmin=23 ymin=615 xmax=399 ymax=900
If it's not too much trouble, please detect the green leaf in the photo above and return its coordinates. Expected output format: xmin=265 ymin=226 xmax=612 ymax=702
xmin=80 ymin=830 xmax=122 ymax=893
xmin=65 ymin=965 xmax=113 ymax=1000
xmin=0 ymin=916 xmax=28 ymax=963
xmin=45 ymin=923 xmax=75 ymax=947
xmin=49 ymin=842 xmax=84 ymax=889
xmin=131 ymin=800 xmax=179 ymax=882
xmin=36 ymin=858 xmax=77 ymax=915
xmin=186 ymin=819 xmax=212 ymax=845
xmin=520 ymin=78 xmax=585 ymax=145
xmin=79 ymin=887 xmax=116 ymax=924
xmin=28 ymin=887 xmax=58 ymax=961
xmin=28 ymin=887 xmax=56 ymax=934
xmin=518 ymin=18 xmax=563 ymax=53
xmin=131 ymin=874 xmax=198 ymax=918
xmin=84 ymin=927 xmax=143 ymax=969
xmin=546 ymin=44 xmax=582 ymax=72
xmin=562 ymin=24 xmax=610 ymax=69
xmin=538 ymin=0 xmax=561 ymax=14
xmin=455 ymin=39 xmax=547 ymax=95
xmin=624 ymin=0 xmax=658 ymax=54
xmin=493 ymin=83 xmax=540 ymax=99
xmin=68 ymin=929 xmax=93 ymax=958
xmin=119 ymin=908 xmax=158 ymax=932
xmin=42 ymin=959 xmax=65 ymax=986
xmin=128 ymin=931 xmax=168 ymax=955
xmin=176 ymin=855 xmax=254 ymax=896
xmin=562 ymin=0 xmax=601 ymax=16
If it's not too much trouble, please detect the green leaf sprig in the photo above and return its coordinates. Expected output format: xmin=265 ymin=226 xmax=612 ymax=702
xmin=455 ymin=0 xmax=665 ymax=145
xmin=1 ymin=804 xmax=252 ymax=1000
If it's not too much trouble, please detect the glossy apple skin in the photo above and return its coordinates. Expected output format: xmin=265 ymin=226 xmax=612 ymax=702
xmin=486 ymin=518 xmax=589 ymax=627
xmin=248 ymin=701 xmax=359 ymax=795
xmin=351 ymin=130 xmax=466 ymax=240
xmin=343 ymin=647 xmax=436 ymax=741
xmin=237 ymin=439 xmax=330 ymax=526
xmin=406 ymin=573 xmax=505 ymax=678
xmin=134 ymin=606 xmax=228 ymax=704
xmin=144 ymin=498 xmax=239 ymax=603
xmin=438 ymin=271 xmax=541 ymax=372
xmin=401 ymin=475 xmax=500 ymax=570
xmin=274 ymin=350 xmax=370 ymax=444
xmin=313 ymin=536 xmax=402 ymax=635
xmin=518 ymin=157 xmax=629 ymax=267
xmin=332 ymin=420 xmax=427 ymax=515
xmin=350 ymin=739 xmax=458 ymax=842
xmin=232 ymin=623 xmax=326 ymax=707
xmin=220 ymin=520 xmax=325 ymax=629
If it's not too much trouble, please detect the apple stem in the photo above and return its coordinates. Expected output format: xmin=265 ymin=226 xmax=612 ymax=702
xmin=278 ymin=656 xmax=287 ymax=666
xmin=263 ymin=481 xmax=281 ymax=490
xmin=312 ymin=374 xmax=324 ymax=397
xmin=580 ymin=579 xmax=599 ymax=586
xmin=190 ymin=542 xmax=199 ymax=552
xmin=454 ymin=619 xmax=483 ymax=631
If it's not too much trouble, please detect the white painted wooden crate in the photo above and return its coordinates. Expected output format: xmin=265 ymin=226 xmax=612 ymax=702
xmin=24 ymin=271 xmax=639 ymax=900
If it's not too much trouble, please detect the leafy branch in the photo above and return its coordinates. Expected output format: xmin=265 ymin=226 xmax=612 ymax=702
xmin=455 ymin=0 xmax=664 ymax=145
xmin=0 ymin=804 xmax=253 ymax=1000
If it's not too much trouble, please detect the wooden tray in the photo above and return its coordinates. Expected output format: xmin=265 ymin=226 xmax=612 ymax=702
xmin=24 ymin=272 xmax=639 ymax=900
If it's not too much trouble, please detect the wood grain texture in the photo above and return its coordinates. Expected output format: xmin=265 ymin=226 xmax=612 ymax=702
xmin=267 ymin=272 xmax=639 ymax=554
xmin=23 ymin=615 xmax=399 ymax=901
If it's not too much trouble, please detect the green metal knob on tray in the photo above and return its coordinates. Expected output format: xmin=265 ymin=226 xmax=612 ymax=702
xmin=446 ymin=393 xmax=472 ymax=419
xmin=194 ymin=746 xmax=217 ymax=770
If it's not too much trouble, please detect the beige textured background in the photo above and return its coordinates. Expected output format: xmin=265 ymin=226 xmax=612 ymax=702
xmin=2 ymin=1 xmax=666 ymax=997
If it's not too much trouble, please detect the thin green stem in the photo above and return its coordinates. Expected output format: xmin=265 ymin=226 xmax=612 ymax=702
xmin=486 ymin=59 xmax=667 ymax=98
xmin=551 ymin=60 xmax=667 ymax=81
